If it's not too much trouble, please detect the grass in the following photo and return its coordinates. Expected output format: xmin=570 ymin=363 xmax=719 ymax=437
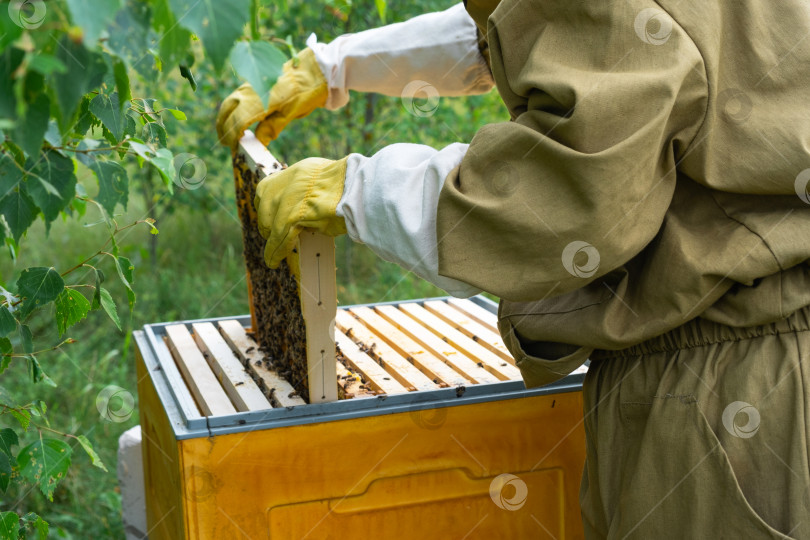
xmin=0 ymin=160 xmax=458 ymax=537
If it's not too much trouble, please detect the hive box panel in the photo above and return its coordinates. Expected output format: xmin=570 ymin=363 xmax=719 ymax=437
xmin=134 ymin=296 xmax=588 ymax=539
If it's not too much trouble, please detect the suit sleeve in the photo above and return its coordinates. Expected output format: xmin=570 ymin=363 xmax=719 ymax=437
xmin=337 ymin=143 xmax=483 ymax=298
xmin=306 ymin=3 xmax=494 ymax=110
xmin=435 ymin=0 xmax=707 ymax=302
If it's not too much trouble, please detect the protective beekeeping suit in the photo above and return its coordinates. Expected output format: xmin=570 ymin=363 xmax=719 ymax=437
xmin=217 ymin=1 xmax=810 ymax=537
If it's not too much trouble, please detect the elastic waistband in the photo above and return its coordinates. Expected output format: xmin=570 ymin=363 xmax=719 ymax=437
xmin=591 ymin=304 xmax=810 ymax=360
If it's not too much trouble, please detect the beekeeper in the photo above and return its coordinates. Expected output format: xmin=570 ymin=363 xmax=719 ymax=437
xmin=217 ymin=1 xmax=810 ymax=537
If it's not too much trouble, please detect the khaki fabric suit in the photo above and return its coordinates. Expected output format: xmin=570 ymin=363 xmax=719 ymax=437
xmin=448 ymin=0 xmax=810 ymax=537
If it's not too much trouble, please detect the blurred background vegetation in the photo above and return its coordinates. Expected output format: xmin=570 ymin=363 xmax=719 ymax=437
xmin=0 ymin=0 xmax=507 ymax=536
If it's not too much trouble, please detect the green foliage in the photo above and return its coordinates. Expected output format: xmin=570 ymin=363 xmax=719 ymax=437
xmin=0 ymin=187 xmax=37 ymax=243
xmin=0 ymin=0 xmax=289 ymax=535
xmin=0 ymin=453 xmax=12 ymax=493
xmin=230 ymin=41 xmax=286 ymax=107
xmin=0 ymin=308 xmax=14 ymax=338
xmin=0 ymin=513 xmax=20 ymax=540
xmin=0 ymin=0 xmax=510 ymax=536
xmin=19 ymin=514 xmax=48 ymax=540
xmin=98 ymin=288 xmax=121 ymax=332
xmin=0 ymin=427 xmax=18 ymax=457
xmin=375 ymin=0 xmax=387 ymax=23
xmin=65 ymin=0 xmax=124 ymax=45
xmin=169 ymin=0 xmax=250 ymax=70
xmin=90 ymin=161 xmax=129 ymax=215
xmin=75 ymin=435 xmax=107 ymax=472
xmin=51 ymin=38 xmax=107 ymax=128
xmin=89 ymin=94 xmax=126 ymax=143
xmin=17 ymin=438 xmax=72 ymax=501
xmin=54 ymin=290 xmax=91 ymax=337
xmin=16 ymin=94 xmax=50 ymax=161
xmin=0 ymin=155 xmax=23 ymax=199
xmin=24 ymin=151 xmax=77 ymax=227
xmin=15 ymin=268 xmax=64 ymax=320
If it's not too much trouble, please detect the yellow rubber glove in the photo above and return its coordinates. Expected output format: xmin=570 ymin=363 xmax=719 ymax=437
xmin=216 ymin=48 xmax=328 ymax=148
xmin=254 ymin=157 xmax=348 ymax=268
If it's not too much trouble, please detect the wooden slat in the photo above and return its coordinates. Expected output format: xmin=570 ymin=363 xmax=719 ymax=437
xmin=446 ymin=298 xmax=500 ymax=333
xmin=399 ymin=304 xmax=522 ymax=381
xmin=374 ymin=305 xmax=500 ymax=385
xmin=335 ymin=332 xmax=409 ymax=395
xmin=164 ymin=325 xmax=236 ymax=417
xmin=424 ymin=300 xmax=515 ymax=366
xmin=239 ymin=130 xmax=284 ymax=177
xmin=336 ymin=362 xmax=376 ymax=399
xmin=349 ymin=306 xmax=469 ymax=387
xmin=191 ymin=322 xmax=271 ymax=412
xmin=336 ymin=310 xmax=439 ymax=392
xmin=297 ymin=231 xmax=339 ymax=404
xmin=217 ymin=320 xmax=306 ymax=407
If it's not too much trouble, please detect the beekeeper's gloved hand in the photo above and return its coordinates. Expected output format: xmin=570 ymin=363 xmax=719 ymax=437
xmin=218 ymin=4 xmax=493 ymax=148
xmin=255 ymin=144 xmax=481 ymax=298
xmin=254 ymin=157 xmax=348 ymax=268
xmin=216 ymin=48 xmax=327 ymax=148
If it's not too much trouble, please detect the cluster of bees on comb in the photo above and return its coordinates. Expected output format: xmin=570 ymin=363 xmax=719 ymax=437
xmin=233 ymin=152 xmax=386 ymax=403
xmin=232 ymin=153 xmax=313 ymax=402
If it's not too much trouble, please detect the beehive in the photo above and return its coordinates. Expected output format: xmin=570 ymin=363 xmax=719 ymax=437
xmin=134 ymin=296 xmax=588 ymax=539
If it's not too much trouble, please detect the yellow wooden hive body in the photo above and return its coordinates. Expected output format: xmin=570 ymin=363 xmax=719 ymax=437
xmin=134 ymin=296 xmax=588 ymax=539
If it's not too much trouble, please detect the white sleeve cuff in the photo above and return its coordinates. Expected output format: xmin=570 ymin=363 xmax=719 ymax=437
xmin=336 ymin=142 xmax=482 ymax=298
xmin=305 ymin=3 xmax=494 ymax=110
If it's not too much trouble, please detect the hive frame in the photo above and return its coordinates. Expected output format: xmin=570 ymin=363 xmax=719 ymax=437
xmin=235 ymin=131 xmax=338 ymax=403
